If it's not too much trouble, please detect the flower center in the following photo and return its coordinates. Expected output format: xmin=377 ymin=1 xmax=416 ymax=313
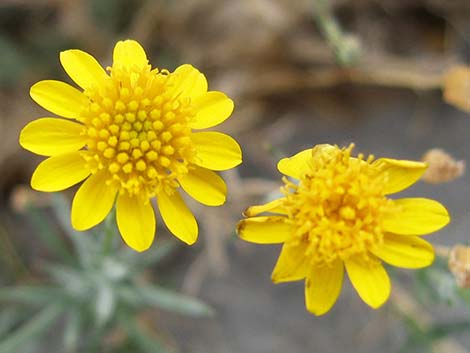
xmin=282 ymin=145 xmax=394 ymax=266
xmin=80 ymin=64 xmax=196 ymax=197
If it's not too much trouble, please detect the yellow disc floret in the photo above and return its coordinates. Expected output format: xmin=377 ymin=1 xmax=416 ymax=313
xmin=282 ymin=144 xmax=395 ymax=266
xmin=80 ymin=61 xmax=196 ymax=198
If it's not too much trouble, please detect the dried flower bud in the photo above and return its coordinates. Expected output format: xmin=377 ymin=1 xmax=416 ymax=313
xmin=449 ymin=245 xmax=470 ymax=288
xmin=421 ymin=148 xmax=465 ymax=184
xmin=443 ymin=65 xmax=470 ymax=113
xmin=9 ymin=185 xmax=50 ymax=213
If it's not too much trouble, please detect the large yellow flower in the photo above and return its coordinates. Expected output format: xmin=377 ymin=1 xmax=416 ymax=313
xmin=237 ymin=144 xmax=449 ymax=315
xmin=20 ymin=40 xmax=242 ymax=252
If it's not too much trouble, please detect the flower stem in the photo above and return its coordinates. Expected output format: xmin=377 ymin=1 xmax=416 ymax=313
xmin=312 ymin=0 xmax=361 ymax=66
xmin=102 ymin=207 xmax=117 ymax=255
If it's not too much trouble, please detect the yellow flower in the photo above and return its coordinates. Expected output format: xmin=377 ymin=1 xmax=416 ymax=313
xmin=20 ymin=40 xmax=242 ymax=252
xmin=237 ymin=144 xmax=449 ymax=315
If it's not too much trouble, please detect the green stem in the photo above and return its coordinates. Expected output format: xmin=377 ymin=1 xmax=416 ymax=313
xmin=312 ymin=0 xmax=361 ymax=66
xmin=102 ymin=207 xmax=117 ymax=255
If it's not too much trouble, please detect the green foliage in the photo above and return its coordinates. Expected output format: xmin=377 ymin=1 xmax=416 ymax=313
xmin=414 ymin=256 xmax=467 ymax=306
xmin=396 ymin=255 xmax=470 ymax=352
xmin=0 ymin=305 xmax=63 ymax=353
xmin=0 ymin=195 xmax=213 ymax=353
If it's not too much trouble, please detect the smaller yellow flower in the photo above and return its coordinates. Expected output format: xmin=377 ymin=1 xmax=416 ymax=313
xmin=20 ymin=40 xmax=242 ymax=251
xmin=237 ymin=144 xmax=450 ymax=315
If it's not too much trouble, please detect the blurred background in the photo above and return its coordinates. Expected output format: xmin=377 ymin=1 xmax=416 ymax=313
xmin=2 ymin=0 xmax=470 ymax=352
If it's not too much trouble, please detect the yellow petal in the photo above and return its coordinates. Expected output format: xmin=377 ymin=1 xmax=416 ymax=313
xmin=345 ymin=256 xmax=391 ymax=309
xmin=237 ymin=216 xmax=292 ymax=244
xmin=60 ymin=49 xmax=108 ymax=90
xmin=189 ymin=91 xmax=234 ymax=129
xmin=178 ymin=166 xmax=227 ymax=206
xmin=157 ymin=191 xmax=198 ymax=245
xmin=171 ymin=64 xmax=207 ymax=99
xmin=71 ymin=171 xmax=118 ymax=231
xmin=116 ymin=193 xmax=156 ymax=252
xmin=277 ymin=144 xmax=337 ymax=179
xmin=373 ymin=158 xmax=427 ymax=194
xmin=113 ymin=40 xmax=148 ymax=70
xmin=383 ymin=198 xmax=450 ymax=235
xmin=372 ymin=233 xmax=435 ymax=269
xmin=277 ymin=149 xmax=312 ymax=179
xmin=305 ymin=259 xmax=344 ymax=315
xmin=243 ymin=198 xmax=287 ymax=217
xmin=31 ymin=152 xmax=90 ymax=192
xmin=30 ymin=80 xmax=88 ymax=119
xmin=192 ymin=132 xmax=242 ymax=171
xmin=271 ymin=242 xmax=309 ymax=283
xmin=20 ymin=118 xmax=86 ymax=156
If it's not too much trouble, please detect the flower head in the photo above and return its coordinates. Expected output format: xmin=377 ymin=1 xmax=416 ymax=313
xmin=449 ymin=245 xmax=470 ymax=288
xmin=20 ymin=40 xmax=242 ymax=251
xmin=237 ymin=144 xmax=449 ymax=315
xmin=421 ymin=148 xmax=465 ymax=184
xmin=443 ymin=65 xmax=470 ymax=113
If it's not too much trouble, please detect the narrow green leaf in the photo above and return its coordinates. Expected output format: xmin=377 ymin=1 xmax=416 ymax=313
xmin=134 ymin=284 xmax=214 ymax=317
xmin=119 ymin=314 xmax=170 ymax=353
xmin=63 ymin=308 xmax=82 ymax=353
xmin=118 ymin=285 xmax=140 ymax=306
xmin=0 ymin=304 xmax=63 ymax=353
xmin=94 ymin=282 xmax=116 ymax=327
xmin=43 ymin=265 xmax=89 ymax=300
xmin=0 ymin=308 xmax=24 ymax=337
xmin=0 ymin=286 xmax=63 ymax=306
